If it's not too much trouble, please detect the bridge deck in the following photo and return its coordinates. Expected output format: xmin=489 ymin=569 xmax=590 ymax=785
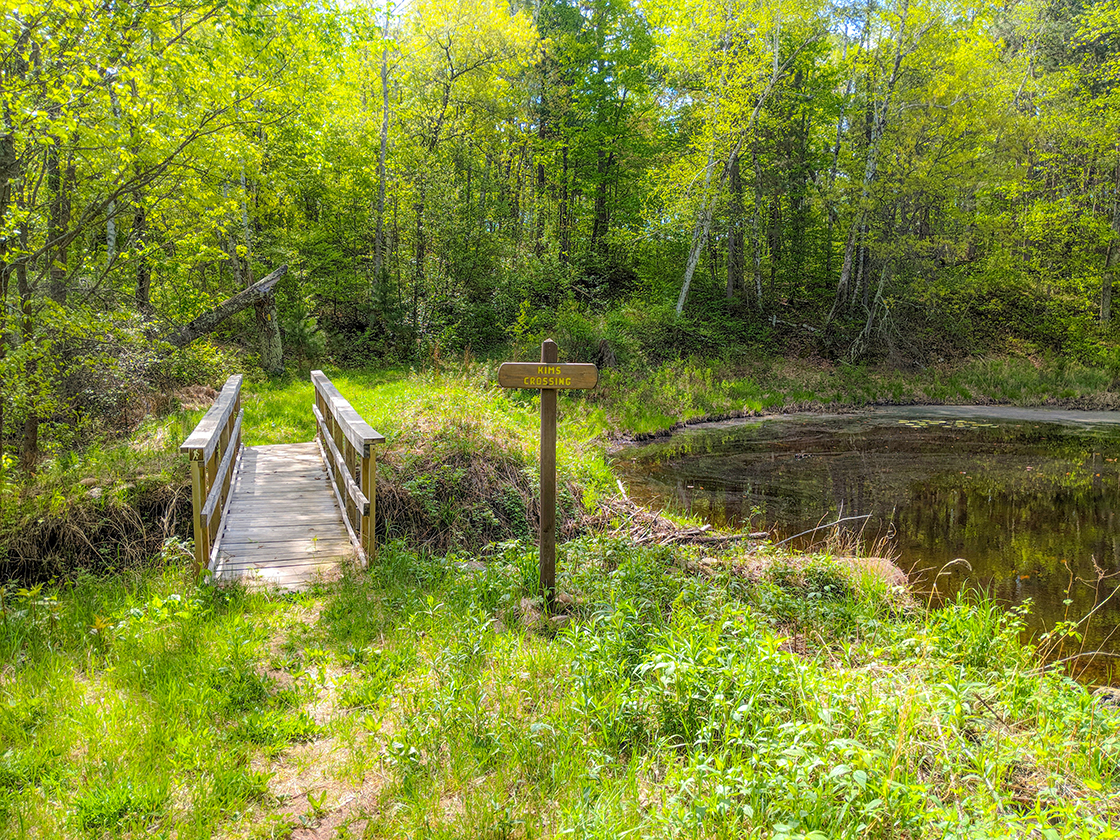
xmin=210 ymin=442 xmax=357 ymax=589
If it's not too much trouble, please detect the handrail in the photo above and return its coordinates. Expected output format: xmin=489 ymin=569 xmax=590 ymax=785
xmin=180 ymin=374 xmax=242 ymax=462
xmin=310 ymin=371 xmax=385 ymax=454
xmin=311 ymin=370 xmax=384 ymax=563
xmin=180 ymin=375 xmax=244 ymax=576
xmin=312 ymin=404 xmax=370 ymax=516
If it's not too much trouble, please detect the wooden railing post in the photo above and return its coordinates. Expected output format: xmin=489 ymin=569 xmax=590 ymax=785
xmin=361 ymin=444 xmax=375 ymax=560
xmin=188 ymin=456 xmax=208 ymax=576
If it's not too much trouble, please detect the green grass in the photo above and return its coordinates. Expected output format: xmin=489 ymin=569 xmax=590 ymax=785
xmin=1 ymin=540 xmax=1118 ymax=837
xmin=0 ymin=553 xmax=306 ymax=837
xmin=580 ymin=355 xmax=1120 ymax=439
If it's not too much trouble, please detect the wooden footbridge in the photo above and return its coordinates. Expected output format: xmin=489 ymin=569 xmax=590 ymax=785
xmin=180 ymin=372 xmax=384 ymax=589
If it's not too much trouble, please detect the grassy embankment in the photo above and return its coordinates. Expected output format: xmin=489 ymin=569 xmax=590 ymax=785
xmin=5 ymin=352 xmax=1118 ymax=567
xmin=3 ymin=358 xmax=1120 ymax=837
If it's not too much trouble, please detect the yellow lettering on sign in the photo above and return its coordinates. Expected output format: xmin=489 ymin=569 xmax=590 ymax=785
xmin=519 ymin=375 xmax=576 ymax=387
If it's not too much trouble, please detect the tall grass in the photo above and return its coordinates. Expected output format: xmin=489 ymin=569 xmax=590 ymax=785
xmin=3 ymin=537 xmax=1115 ymax=838
xmin=7 ymin=352 xmax=1117 ymax=570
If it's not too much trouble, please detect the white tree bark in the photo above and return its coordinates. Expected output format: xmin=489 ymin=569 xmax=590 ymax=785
xmin=676 ymin=27 xmax=818 ymax=317
xmin=829 ymin=0 xmax=920 ymax=323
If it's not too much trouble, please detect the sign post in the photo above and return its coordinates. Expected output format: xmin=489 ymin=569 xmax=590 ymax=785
xmin=498 ymin=339 xmax=598 ymax=609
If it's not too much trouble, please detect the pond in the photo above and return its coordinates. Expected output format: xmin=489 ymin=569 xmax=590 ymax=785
xmin=613 ymin=406 xmax=1120 ymax=683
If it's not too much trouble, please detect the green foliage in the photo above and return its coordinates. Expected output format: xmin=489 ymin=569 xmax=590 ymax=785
xmin=233 ymin=709 xmax=319 ymax=754
xmin=72 ymin=777 xmax=167 ymax=833
xmin=209 ymin=764 xmax=271 ymax=812
xmin=279 ymin=315 xmax=328 ymax=368
xmin=154 ymin=340 xmax=240 ymax=390
xmin=338 ymin=646 xmax=418 ymax=710
xmin=8 ymin=0 xmax=1120 ymax=469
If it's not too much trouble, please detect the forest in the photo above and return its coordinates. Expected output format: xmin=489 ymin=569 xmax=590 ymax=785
xmin=2 ymin=0 xmax=1119 ymax=469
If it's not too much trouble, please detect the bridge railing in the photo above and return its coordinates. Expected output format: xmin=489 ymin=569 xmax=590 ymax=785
xmin=180 ymin=374 xmax=244 ymax=576
xmin=311 ymin=371 xmax=385 ymax=563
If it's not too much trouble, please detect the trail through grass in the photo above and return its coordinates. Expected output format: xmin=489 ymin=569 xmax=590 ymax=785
xmin=2 ymin=540 xmax=1119 ymax=838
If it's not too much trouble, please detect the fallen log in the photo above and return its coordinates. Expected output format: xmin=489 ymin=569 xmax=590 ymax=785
xmin=588 ymin=495 xmax=769 ymax=547
xmin=165 ymin=264 xmax=287 ymax=350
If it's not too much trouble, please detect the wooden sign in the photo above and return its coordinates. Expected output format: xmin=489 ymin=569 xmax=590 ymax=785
xmin=497 ymin=363 xmax=598 ymax=390
xmin=499 ymin=339 xmax=598 ymax=610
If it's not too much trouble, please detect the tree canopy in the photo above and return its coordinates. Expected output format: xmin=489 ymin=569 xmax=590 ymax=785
xmin=3 ymin=0 xmax=1119 ymax=464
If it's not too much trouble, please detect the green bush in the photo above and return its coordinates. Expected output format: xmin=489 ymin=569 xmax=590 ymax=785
xmin=153 ymin=339 xmax=239 ymax=389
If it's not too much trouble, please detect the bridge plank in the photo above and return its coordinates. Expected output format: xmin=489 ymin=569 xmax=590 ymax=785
xmin=210 ymin=441 xmax=358 ymax=590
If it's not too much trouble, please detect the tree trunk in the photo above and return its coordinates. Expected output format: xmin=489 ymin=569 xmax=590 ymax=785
xmin=829 ymin=0 xmax=911 ymax=323
xmin=559 ymin=145 xmax=571 ymax=264
xmin=769 ymin=192 xmax=782 ymax=294
xmin=590 ymin=147 xmax=614 ymax=259
xmin=46 ymin=121 xmax=68 ymax=305
xmin=676 ymin=141 xmax=719 ymax=318
xmin=727 ymin=151 xmax=744 ymax=299
xmin=17 ymin=226 xmax=34 ymax=471
xmin=255 ymin=291 xmax=283 ymax=374
xmin=413 ymin=191 xmax=425 ymax=345
xmin=534 ymin=54 xmax=552 ymax=258
xmin=107 ymin=80 xmax=122 ymax=266
xmin=852 ymin=258 xmax=892 ymax=360
xmin=239 ymin=169 xmax=253 ymax=279
xmin=826 ymin=34 xmax=853 ymax=281
xmin=414 ymin=195 xmax=425 ymax=288
xmin=21 ymin=414 xmax=38 ymax=473
xmin=791 ymin=104 xmax=809 ymax=285
xmin=751 ymin=136 xmax=763 ymax=309
xmin=0 ymin=131 xmax=14 ymax=483
xmin=372 ymin=42 xmax=390 ymax=326
xmin=676 ymin=28 xmax=820 ymax=316
xmin=107 ymin=202 xmax=117 ymax=264
xmin=134 ymin=201 xmax=154 ymax=320
xmin=535 ymin=156 xmax=547 ymax=256
xmin=1102 ymin=155 xmax=1120 ymax=325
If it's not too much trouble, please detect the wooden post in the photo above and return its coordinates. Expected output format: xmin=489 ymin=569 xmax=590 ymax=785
xmin=189 ymin=456 xmax=208 ymax=577
xmin=362 ymin=446 xmax=376 ymax=561
xmin=180 ymin=374 xmax=244 ymax=579
xmin=539 ymin=339 xmax=558 ymax=607
xmin=497 ymin=340 xmax=598 ymax=612
xmin=310 ymin=370 xmax=386 ymax=566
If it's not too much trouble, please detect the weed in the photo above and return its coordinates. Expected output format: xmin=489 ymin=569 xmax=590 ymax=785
xmin=210 ymin=762 xmax=271 ymax=811
xmin=233 ymin=709 xmax=320 ymax=754
xmin=339 ymin=646 xmax=417 ymax=710
xmin=72 ymin=777 xmax=166 ymax=833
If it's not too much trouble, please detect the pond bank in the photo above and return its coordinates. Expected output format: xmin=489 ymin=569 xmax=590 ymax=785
xmin=4 ymin=365 xmax=1120 ymax=835
xmin=613 ymin=405 xmax=1120 ymax=685
xmin=593 ymin=355 xmax=1120 ymax=441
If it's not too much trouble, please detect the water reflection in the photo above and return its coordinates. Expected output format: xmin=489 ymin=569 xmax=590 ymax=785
xmin=614 ymin=408 xmax=1120 ymax=682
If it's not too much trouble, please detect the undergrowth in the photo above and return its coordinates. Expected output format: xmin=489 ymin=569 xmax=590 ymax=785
xmin=1 ymin=539 xmax=1117 ymax=838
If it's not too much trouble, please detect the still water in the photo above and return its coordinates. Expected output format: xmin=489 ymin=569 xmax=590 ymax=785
xmin=614 ymin=406 xmax=1120 ymax=681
